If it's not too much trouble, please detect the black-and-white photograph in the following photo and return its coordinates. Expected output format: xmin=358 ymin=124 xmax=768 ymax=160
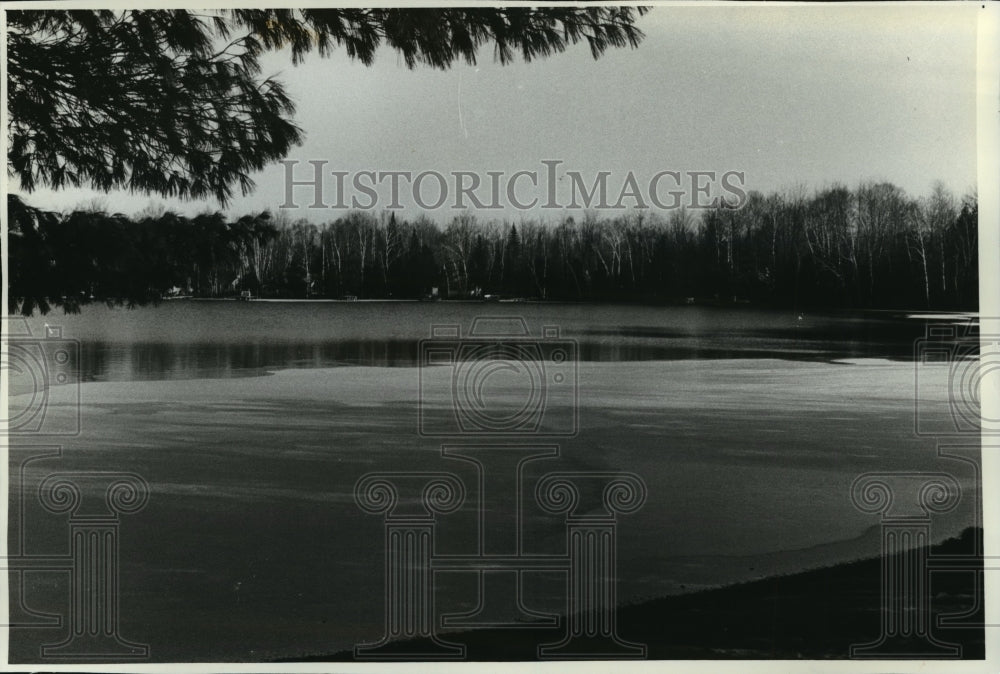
xmin=3 ymin=1 xmax=998 ymax=667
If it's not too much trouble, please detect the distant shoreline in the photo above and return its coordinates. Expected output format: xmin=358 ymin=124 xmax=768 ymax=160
xmin=166 ymin=296 xmax=980 ymax=316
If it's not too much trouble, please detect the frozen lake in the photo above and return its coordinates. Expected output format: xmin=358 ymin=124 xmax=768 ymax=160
xmin=8 ymin=301 xmax=980 ymax=661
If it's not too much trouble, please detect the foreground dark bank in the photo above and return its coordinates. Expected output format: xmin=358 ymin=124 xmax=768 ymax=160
xmin=293 ymin=528 xmax=984 ymax=661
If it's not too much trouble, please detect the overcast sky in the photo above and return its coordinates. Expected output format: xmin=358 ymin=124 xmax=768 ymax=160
xmin=10 ymin=4 xmax=981 ymax=222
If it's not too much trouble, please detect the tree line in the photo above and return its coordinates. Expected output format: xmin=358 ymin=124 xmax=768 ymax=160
xmin=8 ymin=180 xmax=977 ymax=315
